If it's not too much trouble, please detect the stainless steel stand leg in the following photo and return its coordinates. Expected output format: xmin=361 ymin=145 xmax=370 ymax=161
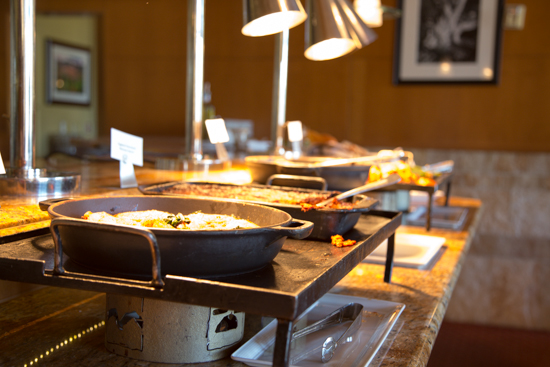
xmin=384 ymin=233 xmax=395 ymax=283
xmin=185 ymin=0 xmax=205 ymax=161
xmin=426 ymin=193 xmax=433 ymax=231
xmin=271 ymin=29 xmax=289 ymax=156
xmin=273 ymin=319 xmax=294 ymax=367
xmin=444 ymin=181 xmax=452 ymax=206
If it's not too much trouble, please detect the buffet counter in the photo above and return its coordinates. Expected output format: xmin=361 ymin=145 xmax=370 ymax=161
xmin=0 ymin=160 xmax=482 ymax=367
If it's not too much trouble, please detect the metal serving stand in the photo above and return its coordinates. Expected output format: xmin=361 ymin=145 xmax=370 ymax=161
xmin=0 ymin=210 xmax=400 ymax=367
xmin=374 ymin=173 xmax=453 ymax=231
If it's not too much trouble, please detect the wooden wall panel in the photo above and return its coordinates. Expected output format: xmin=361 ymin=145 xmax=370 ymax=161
xmin=1 ymin=0 xmax=549 ymax=160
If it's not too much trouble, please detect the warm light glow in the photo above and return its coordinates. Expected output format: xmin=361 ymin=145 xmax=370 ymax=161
xmin=339 ymin=0 xmax=377 ymax=48
xmin=187 ymin=169 xmax=253 ymax=185
xmin=205 ymin=118 xmax=230 ymax=144
xmin=305 ymin=38 xmax=356 ymax=61
xmin=24 ymin=321 xmax=105 ymax=367
xmin=330 ymin=1 xmax=347 ymax=33
xmin=483 ymin=67 xmax=493 ymax=79
xmin=440 ymin=62 xmax=451 ymax=74
xmin=242 ymin=11 xmax=306 ymax=37
xmin=354 ymin=0 xmax=383 ymax=28
xmin=287 ymin=120 xmax=303 ymax=142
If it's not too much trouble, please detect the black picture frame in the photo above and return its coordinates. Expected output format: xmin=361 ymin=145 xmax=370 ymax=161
xmin=46 ymin=40 xmax=92 ymax=105
xmin=393 ymin=0 xmax=504 ymax=84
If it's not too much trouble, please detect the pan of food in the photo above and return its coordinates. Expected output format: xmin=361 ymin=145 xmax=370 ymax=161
xmin=41 ymin=196 xmax=313 ymax=279
xmin=138 ymin=180 xmax=381 ymax=241
xmin=244 ymin=154 xmax=401 ymax=191
xmin=245 ymin=155 xmax=373 ymax=191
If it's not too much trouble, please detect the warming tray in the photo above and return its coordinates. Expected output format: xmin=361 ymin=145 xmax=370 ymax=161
xmin=139 ymin=181 xmax=379 ymax=241
xmin=0 ymin=210 xmax=401 ymax=367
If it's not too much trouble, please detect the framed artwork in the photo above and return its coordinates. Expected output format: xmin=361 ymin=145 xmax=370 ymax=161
xmin=393 ymin=0 xmax=504 ymax=84
xmin=46 ymin=40 xmax=91 ymax=105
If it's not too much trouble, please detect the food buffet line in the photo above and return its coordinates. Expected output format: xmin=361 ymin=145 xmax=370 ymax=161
xmin=0 ymin=159 xmax=482 ymax=367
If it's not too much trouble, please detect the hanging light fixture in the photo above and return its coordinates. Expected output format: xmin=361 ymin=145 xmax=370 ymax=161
xmin=304 ymin=0 xmax=357 ymax=61
xmin=242 ymin=0 xmax=377 ymax=154
xmin=335 ymin=0 xmax=377 ymax=49
xmin=353 ymin=0 xmax=383 ymax=28
xmin=242 ymin=0 xmax=307 ymax=37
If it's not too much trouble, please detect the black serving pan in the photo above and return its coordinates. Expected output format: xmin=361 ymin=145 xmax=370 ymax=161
xmin=42 ymin=196 xmax=313 ymax=279
xmin=245 ymin=155 xmax=373 ymax=191
xmin=138 ymin=182 xmax=379 ymax=241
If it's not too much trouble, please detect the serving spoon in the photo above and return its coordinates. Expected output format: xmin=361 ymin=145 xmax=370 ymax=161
xmin=316 ymin=173 xmax=402 ymax=207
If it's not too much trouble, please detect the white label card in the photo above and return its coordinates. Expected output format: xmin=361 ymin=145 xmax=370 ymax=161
xmin=119 ymin=160 xmax=138 ymax=189
xmin=110 ymin=128 xmax=143 ymax=166
xmin=287 ymin=120 xmax=303 ymax=142
xmin=205 ymin=118 xmax=230 ymax=144
xmin=0 ymin=152 xmax=5 ymax=174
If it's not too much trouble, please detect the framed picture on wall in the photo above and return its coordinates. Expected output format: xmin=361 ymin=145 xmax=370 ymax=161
xmin=46 ymin=40 xmax=91 ymax=105
xmin=393 ymin=0 xmax=504 ymax=84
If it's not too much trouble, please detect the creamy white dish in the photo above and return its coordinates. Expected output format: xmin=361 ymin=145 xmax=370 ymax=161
xmin=82 ymin=209 xmax=259 ymax=230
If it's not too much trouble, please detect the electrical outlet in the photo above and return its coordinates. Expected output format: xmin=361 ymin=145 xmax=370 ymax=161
xmin=504 ymin=4 xmax=526 ymax=30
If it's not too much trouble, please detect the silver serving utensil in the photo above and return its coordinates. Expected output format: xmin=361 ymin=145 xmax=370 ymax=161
xmin=291 ymin=302 xmax=364 ymax=363
xmin=315 ymin=173 xmax=402 ymax=207
xmin=422 ymin=160 xmax=454 ymax=174
xmin=319 ymin=306 xmax=363 ymax=363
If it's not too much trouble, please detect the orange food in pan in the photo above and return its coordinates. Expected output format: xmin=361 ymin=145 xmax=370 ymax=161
xmin=368 ymin=161 xmax=437 ymax=186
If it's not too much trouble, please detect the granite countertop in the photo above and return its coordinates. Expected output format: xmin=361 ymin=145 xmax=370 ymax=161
xmin=0 ymin=160 xmax=483 ymax=367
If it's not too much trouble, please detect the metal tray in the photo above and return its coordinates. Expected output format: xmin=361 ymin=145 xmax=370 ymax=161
xmin=232 ymin=293 xmax=405 ymax=367
xmin=406 ymin=206 xmax=468 ymax=230
xmin=139 ymin=181 xmax=379 ymax=241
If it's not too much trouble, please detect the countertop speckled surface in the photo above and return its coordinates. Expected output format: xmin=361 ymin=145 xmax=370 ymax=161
xmin=0 ymin=160 xmax=482 ymax=367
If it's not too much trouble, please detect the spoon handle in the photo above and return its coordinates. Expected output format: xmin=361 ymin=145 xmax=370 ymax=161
xmin=317 ymin=173 xmax=401 ymax=207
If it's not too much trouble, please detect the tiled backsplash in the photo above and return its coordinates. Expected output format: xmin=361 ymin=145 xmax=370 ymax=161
xmin=409 ymin=148 xmax=550 ymax=331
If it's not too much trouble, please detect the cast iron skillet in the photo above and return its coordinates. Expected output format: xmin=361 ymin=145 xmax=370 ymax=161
xmin=41 ymin=196 xmax=313 ymax=280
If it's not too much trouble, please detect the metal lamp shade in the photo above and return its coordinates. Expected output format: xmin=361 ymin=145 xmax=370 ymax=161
xmin=242 ymin=0 xmax=307 ymax=37
xmin=354 ymin=0 xmax=384 ymax=28
xmin=304 ymin=0 xmax=356 ymax=61
xmin=335 ymin=0 xmax=377 ymax=49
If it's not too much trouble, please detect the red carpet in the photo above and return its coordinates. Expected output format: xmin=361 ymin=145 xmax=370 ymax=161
xmin=427 ymin=321 xmax=550 ymax=367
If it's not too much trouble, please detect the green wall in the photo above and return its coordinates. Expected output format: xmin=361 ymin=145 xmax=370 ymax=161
xmin=35 ymin=14 xmax=98 ymax=158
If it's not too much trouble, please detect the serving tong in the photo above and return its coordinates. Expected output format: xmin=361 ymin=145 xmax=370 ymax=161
xmin=291 ymin=302 xmax=364 ymax=363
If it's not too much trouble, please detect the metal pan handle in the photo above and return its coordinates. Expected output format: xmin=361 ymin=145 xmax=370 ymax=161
xmin=39 ymin=197 xmax=73 ymax=211
xmin=49 ymin=217 xmax=164 ymax=288
xmin=268 ymin=219 xmax=314 ymax=240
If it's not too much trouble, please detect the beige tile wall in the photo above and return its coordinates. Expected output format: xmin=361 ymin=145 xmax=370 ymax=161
xmin=409 ymin=149 xmax=550 ymax=331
